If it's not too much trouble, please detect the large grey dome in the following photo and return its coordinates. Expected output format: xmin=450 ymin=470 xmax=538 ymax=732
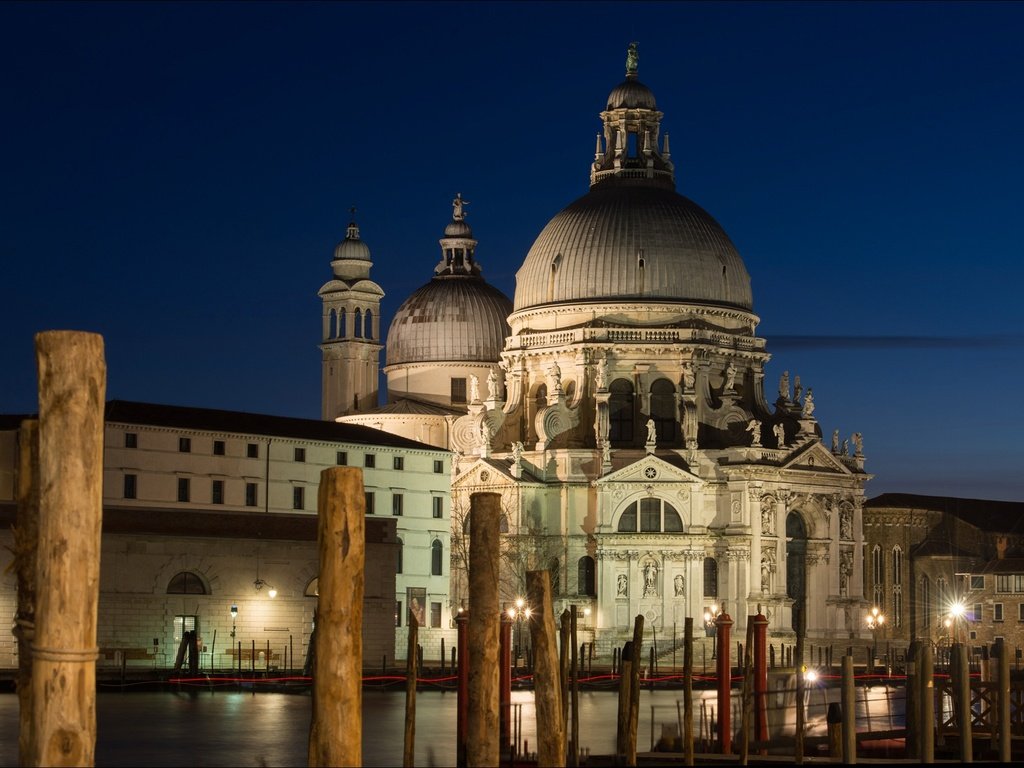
xmin=514 ymin=181 xmax=753 ymax=312
xmin=386 ymin=276 xmax=512 ymax=366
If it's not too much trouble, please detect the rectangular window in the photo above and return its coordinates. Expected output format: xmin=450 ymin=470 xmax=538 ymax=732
xmin=451 ymin=377 xmax=467 ymax=404
xmin=1019 ymin=603 xmax=1024 ymax=621
xmin=245 ymin=482 xmax=257 ymax=507
xmin=1015 ymin=574 xmax=1024 ymax=593
xmin=123 ymin=474 xmax=137 ymax=499
xmin=994 ymin=603 xmax=1004 ymax=622
xmin=365 ymin=491 xmax=375 ymax=515
xmin=395 ymin=601 xmax=402 ymax=628
xmin=247 ymin=443 xmax=259 ymax=459
xmin=972 ymin=603 xmax=982 ymax=622
xmin=970 ymin=575 xmax=984 ymax=590
xmin=997 ymin=574 xmax=1012 ymax=593
xmin=212 ymin=480 xmax=224 ymax=505
xmin=173 ymin=615 xmax=197 ymax=646
xmin=432 ymin=496 xmax=443 ymax=519
xmin=179 ymin=437 xmax=191 ymax=453
xmin=213 ymin=440 xmax=225 ymax=456
xmin=392 ymin=493 xmax=404 ymax=516
xmin=393 ymin=456 xmax=404 ymax=470
xmin=336 ymin=451 xmax=348 ymax=465
xmin=433 ymin=459 xmax=444 ymax=474
xmin=293 ymin=486 xmax=304 ymax=510
xmin=177 ymin=478 xmax=190 ymax=503
xmin=125 ymin=432 xmax=138 ymax=448
xmin=294 ymin=447 xmax=306 ymax=462
xmin=431 ymin=602 xmax=442 ymax=629
xmin=364 ymin=454 xmax=376 ymax=468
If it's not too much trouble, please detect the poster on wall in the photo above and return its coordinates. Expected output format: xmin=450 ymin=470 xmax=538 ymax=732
xmin=407 ymin=587 xmax=426 ymax=628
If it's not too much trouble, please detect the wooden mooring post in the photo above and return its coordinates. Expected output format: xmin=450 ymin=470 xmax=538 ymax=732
xmin=683 ymin=617 xmax=694 ymax=766
xmin=403 ymin=612 xmax=418 ymax=768
xmin=467 ymin=492 xmax=501 ymax=767
xmin=308 ymin=467 xmax=365 ymax=767
xmin=715 ymin=609 xmax=733 ymax=755
xmin=30 ymin=331 xmax=106 ymax=767
xmin=952 ymin=643 xmax=972 ymax=762
xmin=997 ymin=638 xmax=1010 ymax=762
xmin=920 ymin=642 xmax=934 ymax=763
xmin=841 ymin=654 xmax=856 ymax=764
xmin=527 ymin=570 xmax=565 ymax=767
xmin=14 ymin=419 xmax=39 ymax=764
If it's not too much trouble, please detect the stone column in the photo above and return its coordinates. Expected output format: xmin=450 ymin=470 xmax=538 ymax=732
xmin=30 ymin=331 xmax=106 ymax=767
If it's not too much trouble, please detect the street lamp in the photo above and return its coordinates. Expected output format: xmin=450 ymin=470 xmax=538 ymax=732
xmin=865 ymin=605 xmax=885 ymax=673
xmin=704 ymin=603 xmax=721 ymax=659
xmin=506 ymin=597 xmax=531 ymax=671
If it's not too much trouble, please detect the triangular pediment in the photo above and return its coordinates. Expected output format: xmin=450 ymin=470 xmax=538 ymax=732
xmin=452 ymin=457 xmax=543 ymax=490
xmin=781 ymin=441 xmax=851 ymax=474
xmin=594 ymin=454 xmax=702 ymax=487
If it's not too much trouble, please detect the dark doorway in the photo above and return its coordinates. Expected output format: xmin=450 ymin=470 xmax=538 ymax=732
xmin=786 ymin=511 xmax=807 ymax=631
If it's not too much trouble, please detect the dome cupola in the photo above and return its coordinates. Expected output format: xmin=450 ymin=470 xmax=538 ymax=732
xmin=512 ymin=44 xmax=753 ymax=316
xmin=385 ymin=195 xmax=512 ymax=367
xmin=330 ymin=210 xmax=373 ymax=282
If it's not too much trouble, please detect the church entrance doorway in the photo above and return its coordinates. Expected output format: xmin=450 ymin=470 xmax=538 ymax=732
xmin=785 ymin=512 xmax=807 ymax=631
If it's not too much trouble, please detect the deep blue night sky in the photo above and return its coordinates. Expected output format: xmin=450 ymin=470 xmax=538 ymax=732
xmin=3 ymin=1 xmax=1023 ymax=500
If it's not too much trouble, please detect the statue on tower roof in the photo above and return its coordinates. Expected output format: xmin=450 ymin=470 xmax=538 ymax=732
xmin=626 ymin=42 xmax=639 ymax=76
xmin=452 ymin=192 xmax=469 ymax=221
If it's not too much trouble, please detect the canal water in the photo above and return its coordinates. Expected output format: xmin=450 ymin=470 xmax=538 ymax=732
xmin=0 ymin=683 xmax=901 ymax=766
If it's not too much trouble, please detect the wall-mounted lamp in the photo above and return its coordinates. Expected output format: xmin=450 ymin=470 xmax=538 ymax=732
xmin=230 ymin=604 xmax=238 ymax=639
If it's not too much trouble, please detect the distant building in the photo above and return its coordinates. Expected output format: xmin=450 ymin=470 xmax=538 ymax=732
xmin=330 ymin=47 xmax=873 ymax=653
xmin=0 ymin=400 xmax=453 ymax=673
xmin=864 ymin=493 xmax=1024 ymax=660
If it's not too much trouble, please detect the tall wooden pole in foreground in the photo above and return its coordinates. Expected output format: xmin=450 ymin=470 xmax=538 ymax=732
xmin=403 ymin=612 xmax=418 ymax=768
xmin=527 ymin=569 xmax=565 ymax=767
xmin=467 ymin=492 xmax=501 ymax=767
xmin=15 ymin=419 xmax=39 ymax=764
xmin=308 ymin=467 xmax=365 ymax=768
xmin=30 ymin=331 xmax=105 ymax=767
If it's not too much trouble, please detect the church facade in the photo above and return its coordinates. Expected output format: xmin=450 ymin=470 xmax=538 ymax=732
xmin=332 ymin=47 xmax=872 ymax=651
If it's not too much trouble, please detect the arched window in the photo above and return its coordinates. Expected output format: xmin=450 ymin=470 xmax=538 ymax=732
xmin=396 ymin=537 xmax=404 ymax=574
xmin=650 ymin=378 xmax=677 ymax=443
xmin=920 ymin=575 xmax=931 ymax=632
xmin=338 ymin=308 xmax=347 ymax=338
xmin=329 ymin=308 xmax=337 ymax=339
xmin=305 ymin=577 xmax=319 ymax=597
xmin=166 ymin=571 xmax=207 ymax=595
xmin=703 ymin=558 xmax=718 ymax=598
xmin=616 ymin=499 xmax=684 ymax=533
xmin=431 ymin=540 xmax=443 ymax=576
xmin=577 ymin=556 xmax=596 ymax=597
xmin=354 ymin=308 xmax=363 ymax=339
xmin=609 ymin=379 xmax=634 ymax=445
xmin=364 ymin=309 xmax=373 ymax=339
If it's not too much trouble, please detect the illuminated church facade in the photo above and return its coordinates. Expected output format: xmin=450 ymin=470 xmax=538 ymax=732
xmin=328 ymin=47 xmax=871 ymax=651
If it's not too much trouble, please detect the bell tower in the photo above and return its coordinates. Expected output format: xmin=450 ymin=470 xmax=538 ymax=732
xmin=319 ymin=210 xmax=384 ymax=420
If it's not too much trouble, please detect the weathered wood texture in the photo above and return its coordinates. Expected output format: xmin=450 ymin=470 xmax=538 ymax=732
xmin=308 ymin=467 xmax=365 ymax=768
xmin=683 ymin=617 xmax=694 ymax=766
xmin=15 ymin=419 xmax=39 ymax=765
xmin=467 ymin=492 xmax=501 ymax=767
xmin=404 ymin=612 xmax=418 ymax=768
xmin=30 ymin=331 xmax=105 ymax=767
xmin=526 ymin=570 xmax=565 ymax=767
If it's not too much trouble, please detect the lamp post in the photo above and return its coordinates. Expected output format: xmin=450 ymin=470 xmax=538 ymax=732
xmin=230 ymin=604 xmax=238 ymax=639
xmin=506 ymin=597 xmax=531 ymax=672
xmin=865 ymin=606 xmax=885 ymax=674
xmin=704 ymin=603 xmax=721 ymax=659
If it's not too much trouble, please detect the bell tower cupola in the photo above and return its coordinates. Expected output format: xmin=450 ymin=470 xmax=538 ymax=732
xmin=590 ymin=42 xmax=675 ymax=189
xmin=319 ymin=208 xmax=384 ymax=420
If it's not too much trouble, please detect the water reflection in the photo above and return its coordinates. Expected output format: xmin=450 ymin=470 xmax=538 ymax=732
xmin=0 ymin=684 xmax=905 ymax=767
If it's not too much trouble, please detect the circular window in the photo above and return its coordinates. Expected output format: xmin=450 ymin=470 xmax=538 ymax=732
xmin=644 ymin=467 xmax=658 ymax=479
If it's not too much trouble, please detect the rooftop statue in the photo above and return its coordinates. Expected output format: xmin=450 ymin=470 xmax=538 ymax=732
xmin=452 ymin=192 xmax=469 ymax=221
xmin=626 ymin=42 xmax=639 ymax=76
